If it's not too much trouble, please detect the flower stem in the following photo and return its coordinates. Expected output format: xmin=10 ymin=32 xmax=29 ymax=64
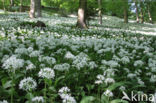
xmin=11 ymin=71 xmax=14 ymax=103
xmin=44 ymin=80 xmax=47 ymax=103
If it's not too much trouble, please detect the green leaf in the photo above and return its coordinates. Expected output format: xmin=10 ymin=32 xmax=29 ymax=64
xmin=107 ymin=82 xmax=125 ymax=91
xmin=101 ymin=95 xmax=109 ymax=103
xmin=111 ymin=99 xmax=128 ymax=103
xmin=80 ymin=96 xmax=95 ymax=103
xmin=25 ymin=92 xmax=34 ymax=100
xmin=3 ymin=80 xmax=12 ymax=89
xmin=54 ymin=76 xmax=65 ymax=87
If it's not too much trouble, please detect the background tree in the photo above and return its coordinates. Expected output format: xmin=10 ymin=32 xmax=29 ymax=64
xmin=146 ymin=0 xmax=153 ymax=23
xmin=140 ymin=0 xmax=144 ymax=23
xmin=77 ymin=0 xmax=87 ymax=29
xmin=20 ymin=0 xmax=23 ymax=12
xmin=134 ymin=0 xmax=139 ymax=23
xmin=98 ymin=0 xmax=102 ymax=24
xmin=36 ymin=0 xmax=42 ymax=17
xmin=29 ymin=0 xmax=36 ymax=18
xmin=10 ymin=0 xmax=14 ymax=10
xmin=123 ymin=0 xmax=128 ymax=23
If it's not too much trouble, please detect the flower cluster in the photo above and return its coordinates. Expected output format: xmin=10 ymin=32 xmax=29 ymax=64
xmin=19 ymin=77 xmax=37 ymax=91
xmin=58 ymin=87 xmax=76 ymax=103
xmin=38 ymin=68 xmax=55 ymax=79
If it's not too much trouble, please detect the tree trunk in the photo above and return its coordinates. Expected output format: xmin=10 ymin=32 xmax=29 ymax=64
xmin=134 ymin=0 xmax=139 ymax=23
xmin=98 ymin=0 xmax=102 ymax=24
xmin=76 ymin=0 xmax=88 ymax=29
xmin=36 ymin=0 xmax=42 ymax=17
xmin=2 ymin=0 xmax=6 ymax=12
xmin=124 ymin=8 xmax=128 ymax=23
xmin=10 ymin=0 xmax=14 ymax=10
xmin=10 ymin=0 xmax=14 ymax=6
xmin=20 ymin=0 xmax=23 ymax=12
xmin=140 ymin=8 xmax=144 ymax=23
xmin=147 ymin=5 xmax=153 ymax=23
xmin=140 ymin=1 xmax=144 ymax=24
xmin=123 ymin=0 xmax=128 ymax=23
xmin=29 ymin=0 xmax=36 ymax=18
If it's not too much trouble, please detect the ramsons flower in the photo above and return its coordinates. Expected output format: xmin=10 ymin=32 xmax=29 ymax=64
xmin=58 ymin=87 xmax=76 ymax=103
xmin=19 ymin=77 xmax=37 ymax=91
xmin=2 ymin=55 xmax=24 ymax=72
xmin=0 ymin=100 xmax=8 ymax=103
xmin=38 ymin=68 xmax=55 ymax=79
xmin=103 ymin=89 xmax=113 ymax=97
xmin=32 ymin=96 xmax=44 ymax=103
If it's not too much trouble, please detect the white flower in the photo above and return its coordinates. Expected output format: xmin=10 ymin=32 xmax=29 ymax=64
xmin=26 ymin=61 xmax=36 ymax=70
xmin=32 ymin=96 xmax=44 ymax=103
xmin=58 ymin=87 xmax=76 ymax=103
xmin=62 ymin=96 xmax=76 ymax=103
xmin=14 ymin=48 xmax=28 ymax=55
xmin=127 ymin=73 xmax=137 ymax=79
xmin=103 ymin=89 xmax=113 ymax=97
xmin=65 ymin=51 xmax=75 ymax=59
xmin=0 ymin=100 xmax=8 ymax=103
xmin=2 ymin=55 xmax=24 ymax=72
xmin=19 ymin=77 xmax=37 ymax=91
xmin=38 ymin=68 xmax=55 ymax=79
xmin=121 ymin=56 xmax=130 ymax=64
xmin=59 ymin=87 xmax=70 ymax=95
xmin=54 ymin=63 xmax=70 ymax=71
xmin=95 ymin=74 xmax=105 ymax=84
xmin=88 ymin=61 xmax=97 ymax=69
xmin=134 ymin=60 xmax=144 ymax=67
xmin=39 ymin=56 xmax=56 ymax=65
xmin=104 ymin=78 xmax=115 ymax=85
xmin=137 ymin=78 xmax=145 ymax=86
xmin=29 ymin=50 xmax=41 ymax=57
xmin=119 ymin=86 xmax=126 ymax=91
xmin=150 ymin=75 xmax=156 ymax=83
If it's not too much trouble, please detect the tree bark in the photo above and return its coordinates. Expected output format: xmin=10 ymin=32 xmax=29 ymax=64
xmin=20 ymin=0 xmax=23 ymax=12
xmin=36 ymin=0 xmax=42 ymax=17
xmin=2 ymin=0 xmax=6 ymax=12
xmin=10 ymin=0 xmax=14 ymax=10
xmin=98 ymin=0 xmax=102 ymax=24
xmin=147 ymin=4 xmax=153 ymax=23
xmin=76 ymin=0 xmax=88 ymax=29
xmin=140 ymin=1 xmax=144 ymax=24
xmin=10 ymin=0 xmax=14 ymax=6
xmin=123 ymin=0 xmax=128 ymax=23
xmin=29 ymin=0 xmax=36 ymax=18
xmin=134 ymin=0 xmax=139 ymax=23
xmin=140 ymin=9 xmax=144 ymax=23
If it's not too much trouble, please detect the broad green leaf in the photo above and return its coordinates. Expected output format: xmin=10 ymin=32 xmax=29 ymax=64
xmin=3 ymin=80 xmax=12 ymax=89
xmin=107 ymin=82 xmax=125 ymax=91
xmin=80 ymin=96 xmax=95 ymax=103
xmin=111 ymin=99 xmax=129 ymax=103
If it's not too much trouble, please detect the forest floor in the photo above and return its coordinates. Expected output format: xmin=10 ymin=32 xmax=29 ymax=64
xmin=0 ymin=12 xmax=156 ymax=103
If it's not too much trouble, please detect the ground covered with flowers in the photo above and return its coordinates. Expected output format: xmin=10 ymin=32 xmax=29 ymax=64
xmin=0 ymin=13 xmax=156 ymax=103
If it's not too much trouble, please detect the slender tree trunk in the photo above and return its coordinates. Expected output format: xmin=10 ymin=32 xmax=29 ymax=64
xmin=10 ymin=0 xmax=14 ymax=6
xmin=10 ymin=0 xmax=14 ymax=10
xmin=124 ymin=8 xmax=128 ymax=23
xmin=29 ymin=0 xmax=36 ymax=18
xmin=2 ymin=0 xmax=6 ymax=12
xmin=98 ymin=0 xmax=102 ymax=24
xmin=140 ymin=8 xmax=144 ymax=23
xmin=76 ymin=0 xmax=88 ymax=29
xmin=140 ymin=1 xmax=144 ymax=24
xmin=123 ymin=0 xmax=128 ymax=23
xmin=20 ymin=0 xmax=23 ymax=12
xmin=36 ymin=0 xmax=42 ymax=17
xmin=147 ymin=5 xmax=153 ymax=23
xmin=134 ymin=0 xmax=139 ymax=23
